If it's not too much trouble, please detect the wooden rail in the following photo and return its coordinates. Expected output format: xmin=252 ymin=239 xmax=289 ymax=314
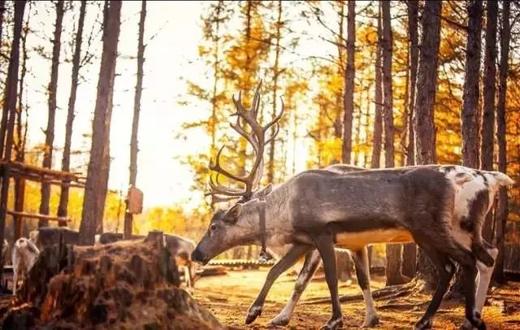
xmin=6 ymin=210 xmax=71 ymax=223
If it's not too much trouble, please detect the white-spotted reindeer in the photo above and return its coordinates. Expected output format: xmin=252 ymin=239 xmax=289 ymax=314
xmin=191 ymin=86 xmax=514 ymax=330
xmin=12 ymin=236 xmax=40 ymax=295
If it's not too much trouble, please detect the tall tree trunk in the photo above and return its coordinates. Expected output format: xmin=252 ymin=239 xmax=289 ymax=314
xmin=58 ymin=0 xmax=87 ymax=225
xmin=13 ymin=3 xmax=30 ymax=240
xmin=341 ymin=0 xmax=355 ymax=165
xmin=461 ymin=0 xmax=483 ymax=169
xmin=480 ymin=0 xmax=498 ymax=172
xmin=371 ymin=7 xmax=382 ymax=169
xmin=480 ymin=0 xmax=498 ymax=244
xmin=210 ymin=1 xmax=224 ymax=157
xmin=493 ymin=0 xmax=511 ymax=284
xmin=406 ymin=0 xmax=418 ymax=166
xmin=0 ymin=0 xmax=6 ymax=155
xmin=267 ymin=0 xmax=282 ymax=184
xmin=0 ymin=0 xmax=5 ymax=48
xmin=79 ymin=0 xmax=122 ymax=245
xmin=0 ymin=0 xmax=26 ymax=281
xmin=450 ymin=1 xmax=486 ymax=298
xmin=413 ymin=0 xmax=442 ymax=289
xmin=39 ymin=1 xmax=65 ymax=227
xmin=402 ymin=0 xmax=419 ymax=279
xmin=381 ymin=1 xmax=403 ymax=286
xmin=237 ymin=0 xmax=253 ymax=179
xmin=124 ymin=0 xmax=146 ymax=239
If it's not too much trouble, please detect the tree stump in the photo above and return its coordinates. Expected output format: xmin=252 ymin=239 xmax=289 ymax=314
xmin=2 ymin=231 xmax=222 ymax=329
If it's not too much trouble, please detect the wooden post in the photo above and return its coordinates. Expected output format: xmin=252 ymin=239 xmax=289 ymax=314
xmin=124 ymin=209 xmax=133 ymax=239
xmin=13 ymin=177 xmax=25 ymax=239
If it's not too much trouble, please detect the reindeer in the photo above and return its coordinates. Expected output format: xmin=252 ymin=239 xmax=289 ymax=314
xmin=244 ymin=164 xmax=510 ymax=328
xmin=191 ymin=85 xmax=512 ymax=330
xmin=12 ymin=237 xmax=40 ymax=295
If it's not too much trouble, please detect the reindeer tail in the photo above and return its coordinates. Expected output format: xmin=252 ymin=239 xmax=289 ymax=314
xmin=489 ymin=171 xmax=515 ymax=187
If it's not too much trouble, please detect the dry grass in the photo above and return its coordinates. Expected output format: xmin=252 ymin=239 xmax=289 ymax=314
xmin=193 ymin=270 xmax=520 ymax=329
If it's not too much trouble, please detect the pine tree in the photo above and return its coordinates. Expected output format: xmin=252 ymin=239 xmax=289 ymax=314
xmin=79 ymin=0 xmax=122 ymax=245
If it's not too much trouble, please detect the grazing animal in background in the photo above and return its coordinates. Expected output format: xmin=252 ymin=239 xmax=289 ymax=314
xmin=95 ymin=232 xmax=198 ymax=288
xmin=164 ymin=234 xmax=198 ymax=289
xmin=12 ymin=237 xmax=40 ymax=295
xmin=191 ymin=85 xmax=514 ymax=330
xmin=1 ymin=239 xmax=8 ymax=265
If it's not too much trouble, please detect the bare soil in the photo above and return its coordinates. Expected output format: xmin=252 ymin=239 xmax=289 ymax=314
xmin=193 ymin=270 xmax=520 ymax=330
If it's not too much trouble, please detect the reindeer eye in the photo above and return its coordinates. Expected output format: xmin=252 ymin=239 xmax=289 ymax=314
xmin=210 ymin=224 xmax=217 ymax=231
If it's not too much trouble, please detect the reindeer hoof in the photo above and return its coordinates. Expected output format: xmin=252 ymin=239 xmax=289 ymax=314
xmin=414 ymin=318 xmax=432 ymax=330
xmin=361 ymin=315 xmax=379 ymax=328
xmin=269 ymin=314 xmax=290 ymax=326
xmin=245 ymin=305 xmax=262 ymax=324
xmin=320 ymin=317 xmax=343 ymax=330
xmin=464 ymin=311 xmax=486 ymax=330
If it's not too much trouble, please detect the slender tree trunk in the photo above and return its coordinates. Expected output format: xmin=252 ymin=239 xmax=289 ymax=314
xmin=450 ymin=1 xmax=487 ymax=298
xmin=341 ymin=0 xmax=355 ymax=165
xmin=58 ymin=0 xmax=87 ymax=225
xmin=0 ymin=0 xmax=26 ymax=281
xmin=402 ymin=0 xmax=419 ymax=279
xmin=406 ymin=0 xmax=418 ymax=166
xmin=0 ymin=0 xmax=5 ymax=48
xmin=413 ymin=0 xmax=442 ymax=289
xmin=0 ymin=0 xmax=7 ymax=155
xmin=210 ymin=1 xmax=224 ymax=157
xmin=481 ymin=0 xmax=498 ymax=244
xmin=124 ymin=0 xmax=146 ymax=239
xmin=481 ymin=0 xmax=498 ymax=172
xmin=79 ymin=0 xmax=122 ymax=245
xmin=267 ymin=0 xmax=282 ymax=184
xmin=237 ymin=0 xmax=253 ymax=179
xmin=381 ymin=1 xmax=403 ymax=286
xmin=493 ymin=0 xmax=510 ymax=284
xmin=371 ymin=7 xmax=382 ymax=169
xmin=39 ymin=1 xmax=64 ymax=227
xmin=381 ymin=1 xmax=394 ymax=169
xmin=461 ymin=0 xmax=483 ymax=169
xmin=13 ymin=4 xmax=30 ymax=240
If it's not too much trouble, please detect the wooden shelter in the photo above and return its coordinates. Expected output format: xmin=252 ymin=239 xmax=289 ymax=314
xmin=0 ymin=160 xmax=85 ymax=239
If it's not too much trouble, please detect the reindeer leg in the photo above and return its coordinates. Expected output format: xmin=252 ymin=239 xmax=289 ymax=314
xmin=414 ymin=243 xmax=455 ymax=330
xmin=245 ymin=244 xmax=310 ymax=325
xmin=463 ymin=245 xmax=498 ymax=330
xmin=352 ymin=247 xmax=379 ymax=328
xmin=432 ymin=235 xmax=485 ymax=330
xmin=269 ymin=249 xmax=321 ymax=326
xmin=314 ymin=232 xmax=343 ymax=330
xmin=475 ymin=245 xmax=498 ymax=313
xmin=12 ymin=269 xmax=17 ymax=296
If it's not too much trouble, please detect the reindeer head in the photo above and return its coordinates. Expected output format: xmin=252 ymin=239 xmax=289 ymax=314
xmin=192 ymin=83 xmax=283 ymax=265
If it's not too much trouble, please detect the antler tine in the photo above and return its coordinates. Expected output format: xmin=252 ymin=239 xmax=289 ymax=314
xmin=208 ymin=173 xmax=246 ymax=197
xmin=230 ymin=121 xmax=260 ymax=154
xmin=251 ymin=81 xmax=262 ymax=117
xmin=265 ymin=122 xmax=281 ymax=146
xmin=210 ymin=194 xmax=241 ymax=204
xmin=209 ymin=145 xmax=249 ymax=184
xmin=263 ymin=97 xmax=285 ymax=133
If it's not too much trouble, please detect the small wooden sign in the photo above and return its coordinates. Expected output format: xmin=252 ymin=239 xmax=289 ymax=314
xmin=127 ymin=186 xmax=143 ymax=214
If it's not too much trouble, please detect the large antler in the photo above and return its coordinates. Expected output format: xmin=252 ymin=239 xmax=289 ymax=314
xmin=208 ymin=82 xmax=284 ymax=203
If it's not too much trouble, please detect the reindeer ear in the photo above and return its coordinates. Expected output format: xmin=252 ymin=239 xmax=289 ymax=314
xmin=225 ymin=203 xmax=242 ymax=223
xmin=255 ymin=184 xmax=273 ymax=199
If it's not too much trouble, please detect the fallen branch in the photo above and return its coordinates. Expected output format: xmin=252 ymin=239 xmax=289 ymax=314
xmin=303 ymin=278 xmax=421 ymax=305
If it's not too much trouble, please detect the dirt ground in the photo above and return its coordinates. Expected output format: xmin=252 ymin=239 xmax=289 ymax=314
xmin=193 ymin=269 xmax=520 ymax=330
